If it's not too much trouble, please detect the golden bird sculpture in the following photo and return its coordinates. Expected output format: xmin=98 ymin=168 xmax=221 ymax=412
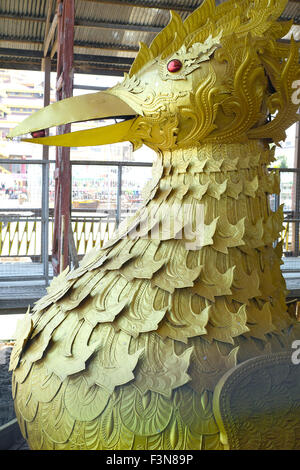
xmin=8 ymin=0 xmax=300 ymax=450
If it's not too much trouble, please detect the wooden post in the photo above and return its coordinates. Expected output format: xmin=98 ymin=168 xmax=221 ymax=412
xmin=51 ymin=0 xmax=74 ymax=276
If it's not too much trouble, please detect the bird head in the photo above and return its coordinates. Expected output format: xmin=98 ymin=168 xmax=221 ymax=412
xmin=8 ymin=0 xmax=300 ymax=151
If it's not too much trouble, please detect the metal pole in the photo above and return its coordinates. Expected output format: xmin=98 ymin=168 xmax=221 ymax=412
xmin=116 ymin=165 xmax=122 ymax=226
xmin=41 ymin=162 xmax=50 ymax=285
xmin=41 ymin=56 xmax=51 ymax=285
xmin=292 ymin=121 xmax=300 ymax=256
xmin=69 ymin=162 xmax=79 ymax=269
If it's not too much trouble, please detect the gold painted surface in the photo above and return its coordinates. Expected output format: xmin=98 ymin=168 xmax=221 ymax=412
xmin=212 ymin=352 xmax=300 ymax=450
xmin=22 ymin=118 xmax=137 ymax=147
xmin=7 ymin=92 xmax=138 ymax=138
xmin=9 ymin=0 xmax=300 ymax=450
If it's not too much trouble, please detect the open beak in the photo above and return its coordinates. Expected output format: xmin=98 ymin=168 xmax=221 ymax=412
xmin=7 ymin=88 xmax=142 ymax=147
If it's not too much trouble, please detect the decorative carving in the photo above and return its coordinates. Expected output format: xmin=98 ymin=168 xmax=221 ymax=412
xmin=8 ymin=0 xmax=300 ymax=451
xmin=213 ymin=352 xmax=300 ymax=450
xmin=158 ymin=32 xmax=222 ymax=81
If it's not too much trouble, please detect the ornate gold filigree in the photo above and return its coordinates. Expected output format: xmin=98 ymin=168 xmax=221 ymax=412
xmin=213 ymin=352 xmax=300 ymax=450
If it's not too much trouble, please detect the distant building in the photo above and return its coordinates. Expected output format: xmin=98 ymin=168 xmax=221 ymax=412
xmin=0 ymin=69 xmax=154 ymax=211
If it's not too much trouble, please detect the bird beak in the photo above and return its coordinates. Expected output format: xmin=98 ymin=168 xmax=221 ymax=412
xmin=7 ymin=87 xmax=142 ymax=147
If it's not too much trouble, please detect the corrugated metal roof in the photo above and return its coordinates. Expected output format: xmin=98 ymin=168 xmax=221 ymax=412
xmin=0 ymin=0 xmax=298 ymax=75
xmin=0 ymin=0 xmax=48 ymax=17
xmin=282 ymin=0 xmax=300 ymax=22
xmin=74 ymin=2 xmax=172 ymax=27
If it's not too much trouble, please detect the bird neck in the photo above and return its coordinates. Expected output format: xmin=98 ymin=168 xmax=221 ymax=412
xmin=147 ymin=140 xmax=283 ymax=256
xmin=145 ymin=140 xmax=289 ymax=335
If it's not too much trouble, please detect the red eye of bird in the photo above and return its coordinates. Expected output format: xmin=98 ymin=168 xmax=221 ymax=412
xmin=31 ymin=130 xmax=46 ymax=138
xmin=167 ymin=59 xmax=183 ymax=73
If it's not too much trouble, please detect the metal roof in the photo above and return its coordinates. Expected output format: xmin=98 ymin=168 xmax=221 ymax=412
xmin=0 ymin=0 xmax=299 ymax=76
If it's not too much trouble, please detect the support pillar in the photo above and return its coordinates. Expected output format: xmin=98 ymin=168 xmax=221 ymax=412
xmin=41 ymin=57 xmax=51 ymax=284
xmin=52 ymin=0 xmax=74 ymax=276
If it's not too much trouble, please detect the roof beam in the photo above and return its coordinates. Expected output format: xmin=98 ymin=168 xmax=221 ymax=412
xmin=0 ymin=47 xmax=133 ymax=66
xmin=0 ymin=55 xmax=128 ymax=75
xmin=79 ymin=0 xmax=198 ymax=12
xmin=0 ymin=38 xmax=42 ymax=47
xmin=73 ymin=84 xmax=108 ymax=90
xmin=50 ymin=37 xmax=58 ymax=58
xmin=74 ymin=52 xmax=133 ymax=65
xmin=44 ymin=0 xmax=55 ymax=38
xmin=0 ymin=13 xmax=46 ymax=23
xmin=44 ymin=0 xmax=55 ymax=56
xmin=0 ymin=48 xmax=44 ymax=58
xmin=75 ymin=19 xmax=161 ymax=33
xmin=0 ymin=36 xmax=139 ymax=53
xmin=0 ymin=14 xmax=163 ymax=33
xmin=76 ymin=53 xmax=133 ymax=65
xmin=44 ymin=12 xmax=58 ymax=56
xmin=280 ymin=16 xmax=300 ymax=25
xmin=74 ymin=65 xmax=125 ymax=75
xmin=74 ymin=41 xmax=138 ymax=53
xmin=0 ymin=13 xmax=299 ymax=26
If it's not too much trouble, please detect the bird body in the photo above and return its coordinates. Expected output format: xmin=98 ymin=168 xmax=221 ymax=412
xmin=9 ymin=0 xmax=300 ymax=450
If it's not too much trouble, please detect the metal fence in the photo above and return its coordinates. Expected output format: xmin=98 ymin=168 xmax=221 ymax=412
xmin=0 ymin=158 xmax=152 ymax=284
xmin=0 ymin=161 xmax=299 ymax=283
xmin=270 ymin=168 xmax=300 ymax=273
xmin=0 ymin=159 xmax=49 ymax=283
